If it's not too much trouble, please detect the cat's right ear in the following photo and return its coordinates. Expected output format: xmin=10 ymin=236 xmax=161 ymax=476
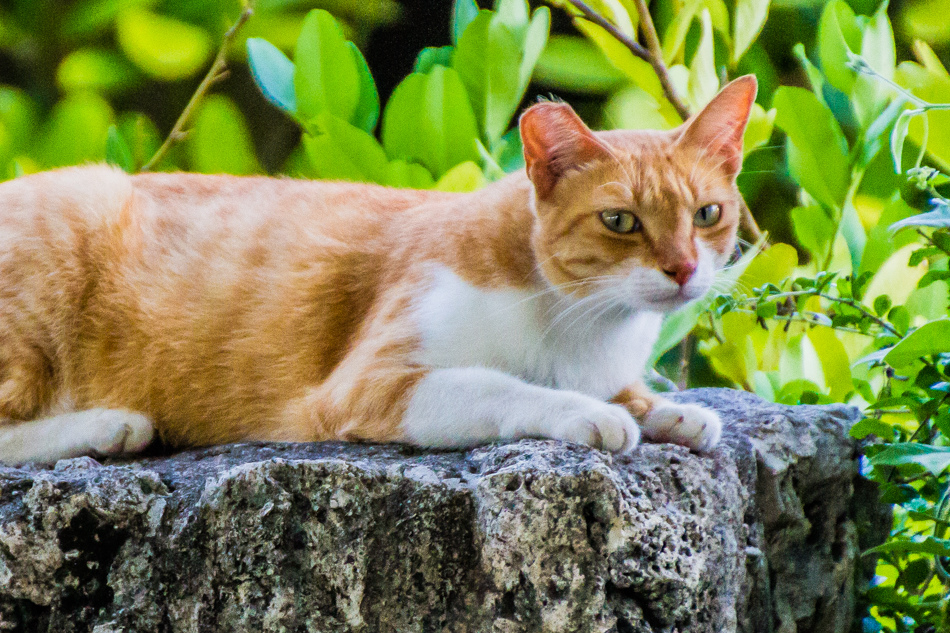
xmin=520 ymin=103 xmax=611 ymax=199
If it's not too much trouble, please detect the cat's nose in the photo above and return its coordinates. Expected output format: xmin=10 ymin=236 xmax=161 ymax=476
xmin=663 ymin=262 xmax=696 ymax=287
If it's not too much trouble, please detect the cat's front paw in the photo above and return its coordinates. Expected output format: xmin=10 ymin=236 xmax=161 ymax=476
xmin=551 ymin=399 xmax=640 ymax=453
xmin=84 ymin=409 xmax=155 ymax=456
xmin=642 ymin=402 xmax=721 ymax=452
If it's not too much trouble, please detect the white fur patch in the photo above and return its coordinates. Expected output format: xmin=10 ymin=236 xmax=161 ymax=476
xmin=402 ymin=367 xmax=640 ymax=452
xmin=0 ymin=409 xmax=154 ymax=465
xmin=400 ymin=268 xmax=667 ymax=452
xmin=412 ymin=267 xmax=663 ymax=400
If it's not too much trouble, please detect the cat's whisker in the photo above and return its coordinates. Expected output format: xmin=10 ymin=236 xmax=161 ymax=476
xmin=574 ymin=293 xmax=625 ymax=342
xmin=541 ymin=283 xmax=623 ymax=340
xmin=558 ymin=293 xmax=614 ymax=336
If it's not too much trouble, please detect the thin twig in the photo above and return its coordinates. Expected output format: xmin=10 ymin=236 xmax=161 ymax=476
xmin=737 ymin=288 xmax=900 ymax=336
xmin=563 ymin=0 xmax=690 ymax=121
xmin=814 ymin=292 xmax=900 ymax=336
xmin=564 ymin=0 xmax=650 ymax=61
xmin=140 ymin=5 xmax=254 ymax=172
xmin=630 ymin=0 xmax=691 ymax=121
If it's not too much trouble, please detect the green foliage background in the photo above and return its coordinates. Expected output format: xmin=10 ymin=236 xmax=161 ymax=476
xmin=3 ymin=0 xmax=950 ymax=630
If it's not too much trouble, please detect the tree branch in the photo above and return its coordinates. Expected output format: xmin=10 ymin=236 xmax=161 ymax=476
xmin=564 ymin=0 xmax=690 ymax=120
xmin=140 ymin=4 xmax=254 ymax=172
xmin=563 ymin=0 xmax=650 ymax=62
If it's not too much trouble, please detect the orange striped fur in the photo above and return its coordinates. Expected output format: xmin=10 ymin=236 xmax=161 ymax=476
xmin=0 ymin=77 xmax=756 ymax=462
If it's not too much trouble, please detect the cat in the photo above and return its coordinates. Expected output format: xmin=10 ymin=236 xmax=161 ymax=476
xmin=0 ymin=75 xmax=756 ymax=465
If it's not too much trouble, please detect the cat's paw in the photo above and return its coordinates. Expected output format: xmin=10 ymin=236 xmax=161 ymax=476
xmin=84 ymin=409 xmax=155 ymax=456
xmin=642 ymin=402 xmax=721 ymax=452
xmin=551 ymin=399 xmax=640 ymax=453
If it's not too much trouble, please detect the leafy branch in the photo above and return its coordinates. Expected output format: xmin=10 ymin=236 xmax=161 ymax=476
xmin=563 ymin=0 xmax=689 ymax=121
xmin=141 ymin=3 xmax=254 ymax=172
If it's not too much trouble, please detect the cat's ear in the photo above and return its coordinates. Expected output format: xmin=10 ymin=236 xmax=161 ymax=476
xmin=520 ymin=102 xmax=612 ymax=199
xmin=677 ymin=75 xmax=757 ymax=178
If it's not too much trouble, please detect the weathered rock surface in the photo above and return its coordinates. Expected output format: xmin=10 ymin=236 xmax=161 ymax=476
xmin=0 ymin=389 xmax=886 ymax=633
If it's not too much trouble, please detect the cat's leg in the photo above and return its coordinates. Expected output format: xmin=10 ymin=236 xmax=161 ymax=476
xmin=0 ymin=409 xmax=154 ymax=465
xmin=611 ymin=382 xmax=721 ymax=452
xmin=401 ymin=367 xmax=641 ymax=452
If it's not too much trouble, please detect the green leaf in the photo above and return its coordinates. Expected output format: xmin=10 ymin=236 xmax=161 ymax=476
xmin=520 ymin=6 xmax=550 ymax=93
xmin=661 ymin=0 xmax=701 ymax=63
xmin=817 ymin=1 xmax=861 ymax=96
xmin=884 ymin=319 xmax=950 ymax=367
xmin=849 ymin=417 xmax=894 ymax=440
xmin=873 ymin=295 xmax=892 ymax=316
xmin=56 ymin=47 xmax=139 ymax=95
xmin=773 ymin=86 xmax=850 ymax=209
xmin=687 ymin=10 xmax=717 ymax=110
xmin=414 ymin=46 xmax=454 ymax=74
xmin=382 ymin=159 xmax=434 ymax=188
xmin=247 ymin=38 xmax=297 ymax=114
xmin=189 ymin=95 xmax=261 ymax=175
xmin=454 ymin=5 xmax=548 ymax=144
xmin=895 ymin=61 xmax=950 ymax=171
xmin=116 ymin=7 xmax=212 ymax=81
xmin=533 ymin=35 xmax=626 ymax=94
xmin=792 ymin=43 xmax=829 ymax=110
xmin=870 ymin=443 xmax=950 ymax=477
xmin=348 ymin=42 xmax=380 ymax=133
xmin=37 ymin=92 xmax=114 ymax=168
xmin=116 ymin=112 xmax=161 ymax=171
xmin=791 ymin=204 xmax=835 ymax=262
xmin=304 ymin=112 xmax=389 ymax=183
xmin=740 ymin=242 xmax=799 ymax=291
xmin=434 ymin=161 xmax=486 ymax=192
xmin=495 ymin=127 xmax=525 ymax=173
xmin=0 ymin=88 xmax=39 ymax=157
xmin=455 ymin=10 xmax=515 ymax=143
xmin=756 ymin=301 xmax=778 ymax=319
xmin=294 ymin=10 xmax=361 ymax=126
xmin=732 ymin=0 xmax=770 ymax=65
xmin=105 ymin=125 xmax=133 ymax=173
xmin=604 ymin=86 xmax=672 ymax=131
xmin=743 ymin=103 xmax=775 ymax=155
xmin=452 ymin=0 xmax=479 ymax=45
xmin=494 ymin=0 xmax=529 ymax=34
xmin=852 ymin=3 xmax=896 ymax=127
xmin=839 ymin=198 xmax=867 ymax=272
xmin=61 ymin=0 xmax=157 ymax=40
xmin=382 ymin=66 xmax=480 ymax=177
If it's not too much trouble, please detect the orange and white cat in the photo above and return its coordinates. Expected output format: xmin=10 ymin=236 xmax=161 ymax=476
xmin=0 ymin=76 xmax=756 ymax=464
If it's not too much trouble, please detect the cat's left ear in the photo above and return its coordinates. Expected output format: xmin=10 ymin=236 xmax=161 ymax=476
xmin=520 ymin=102 xmax=612 ymax=199
xmin=677 ymin=75 xmax=758 ymax=178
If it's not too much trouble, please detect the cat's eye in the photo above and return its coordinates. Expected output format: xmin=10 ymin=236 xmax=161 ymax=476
xmin=600 ymin=210 xmax=641 ymax=234
xmin=694 ymin=204 xmax=722 ymax=228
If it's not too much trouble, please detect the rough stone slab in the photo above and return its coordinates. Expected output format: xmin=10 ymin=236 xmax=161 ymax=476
xmin=0 ymin=389 xmax=887 ymax=633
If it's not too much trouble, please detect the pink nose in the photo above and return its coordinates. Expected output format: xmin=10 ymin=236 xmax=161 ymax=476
xmin=663 ymin=261 xmax=696 ymax=287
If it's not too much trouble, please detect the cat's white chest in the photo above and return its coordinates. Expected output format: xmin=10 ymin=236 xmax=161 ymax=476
xmin=412 ymin=268 xmax=662 ymax=399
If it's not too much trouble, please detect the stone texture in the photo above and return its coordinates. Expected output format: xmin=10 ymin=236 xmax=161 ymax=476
xmin=0 ymin=389 xmax=887 ymax=633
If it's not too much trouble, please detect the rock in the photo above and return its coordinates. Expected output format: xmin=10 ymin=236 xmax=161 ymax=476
xmin=0 ymin=389 xmax=887 ymax=633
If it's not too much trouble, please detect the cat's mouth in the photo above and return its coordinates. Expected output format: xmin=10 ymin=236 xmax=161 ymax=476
xmin=621 ymin=279 xmax=711 ymax=312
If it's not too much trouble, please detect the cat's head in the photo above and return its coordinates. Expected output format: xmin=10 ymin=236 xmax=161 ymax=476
xmin=519 ymin=75 xmax=756 ymax=313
